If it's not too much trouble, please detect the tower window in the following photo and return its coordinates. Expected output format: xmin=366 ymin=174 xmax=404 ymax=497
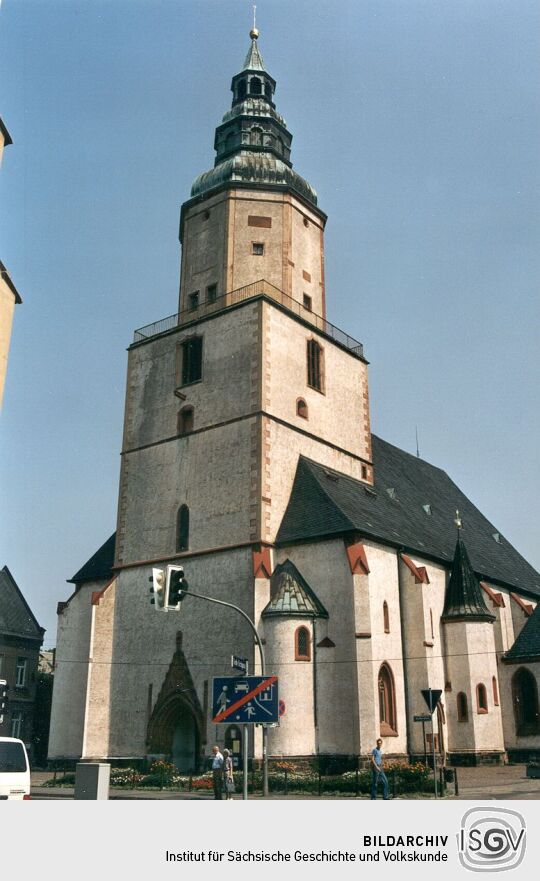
xmin=457 ymin=692 xmax=468 ymax=721
xmin=361 ymin=465 xmax=368 ymax=480
xmin=378 ymin=663 xmax=397 ymax=735
xmin=250 ymin=77 xmax=262 ymax=95
xmin=176 ymin=505 xmax=189 ymax=552
xmin=178 ymin=406 xmax=194 ymax=436
xmin=476 ymin=683 xmax=488 ymax=713
xmin=250 ymin=126 xmax=263 ymax=145
xmin=296 ymin=398 xmax=308 ymax=419
xmin=303 ymin=293 xmax=312 ymax=311
xmin=383 ymin=601 xmax=390 ymax=633
xmin=181 ymin=337 xmax=203 ymax=385
xmin=307 ymin=339 xmax=324 ymax=392
xmin=188 ymin=291 xmax=199 ymax=311
xmin=264 ymin=81 xmax=272 ymax=100
xmin=206 ymin=284 xmax=217 ymax=304
xmin=492 ymin=675 xmax=499 ymax=706
xmin=238 ymin=80 xmax=247 ymax=100
xmin=252 ymin=242 xmax=264 ymax=256
xmin=295 ymin=626 xmax=311 ymax=661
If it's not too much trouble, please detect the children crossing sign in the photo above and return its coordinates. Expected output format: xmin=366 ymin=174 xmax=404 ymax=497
xmin=212 ymin=675 xmax=279 ymax=724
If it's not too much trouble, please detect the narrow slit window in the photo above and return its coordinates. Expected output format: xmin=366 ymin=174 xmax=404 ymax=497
xmin=476 ymin=683 xmax=488 ymax=713
xmin=457 ymin=692 xmax=468 ymax=721
xmin=206 ymin=284 xmax=217 ymax=304
xmin=176 ymin=505 xmax=189 ymax=552
xmin=383 ymin=601 xmax=390 ymax=633
xmin=307 ymin=339 xmax=323 ymax=392
xmin=295 ymin=626 xmax=311 ymax=661
xmin=188 ymin=291 xmax=199 ymax=311
xmin=178 ymin=407 xmax=194 ymax=436
xmin=296 ymin=398 xmax=308 ymax=419
xmin=181 ymin=337 xmax=203 ymax=385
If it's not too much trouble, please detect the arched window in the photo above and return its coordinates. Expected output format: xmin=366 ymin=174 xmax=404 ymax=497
xmin=225 ymin=131 xmax=236 ymax=153
xmin=383 ymin=601 xmax=390 ymax=633
xmin=238 ymin=80 xmax=247 ymax=100
xmin=296 ymin=398 xmax=308 ymax=419
xmin=250 ymin=76 xmax=262 ymax=95
xmin=250 ymin=126 xmax=262 ymax=145
xmin=476 ymin=683 xmax=488 ymax=713
xmin=307 ymin=339 xmax=324 ymax=392
xmin=176 ymin=505 xmax=189 ymax=552
xmin=378 ymin=663 xmax=397 ymax=735
xmin=295 ymin=626 xmax=311 ymax=661
xmin=512 ymin=667 xmax=540 ymax=736
xmin=457 ymin=692 xmax=468 ymax=722
xmin=178 ymin=406 xmax=194 ymax=436
xmin=492 ymin=676 xmax=499 ymax=706
xmin=264 ymin=81 xmax=272 ymax=100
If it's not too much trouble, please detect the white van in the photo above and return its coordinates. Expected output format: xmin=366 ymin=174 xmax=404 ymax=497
xmin=0 ymin=737 xmax=31 ymax=799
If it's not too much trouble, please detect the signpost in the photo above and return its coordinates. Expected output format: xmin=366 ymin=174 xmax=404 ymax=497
xmin=231 ymin=655 xmax=249 ymax=675
xmin=420 ymin=689 xmax=443 ymax=798
xmin=213 ymin=675 xmax=279 ymax=801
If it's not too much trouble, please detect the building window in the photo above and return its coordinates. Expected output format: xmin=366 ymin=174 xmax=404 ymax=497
xmin=295 ymin=626 xmax=311 ymax=661
xmin=176 ymin=505 xmax=190 ymax=552
xmin=430 ymin=609 xmax=434 ymax=640
xmin=378 ymin=663 xmax=397 ymax=735
xmin=476 ymin=683 xmax=488 ymax=713
xmin=188 ymin=291 xmax=199 ymax=311
xmin=15 ymin=658 xmax=27 ymax=688
xmin=457 ymin=692 xmax=468 ymax=721
xmin=303 ymin=293 xmax=312 ymax=311
xmin=492 ymin=676 xmax=499 ymax=706
xmin=250 ymin=77 xmax=262 ymax=96
xmin=252 ymin=242 xmax=264 ymax=256
xmin=296 ymin=398 xmax=308 ymax=419
xmin=181 ymin=337 xmax=203 ymax=385
xmin=383 ymin=601 xmax=390 ymax=633
xmin=512 ymin=667 xmax=539 ymax=736
xmin=206 ymin=284 xmax=217 ymax=304
xmin=238 ymin=79 xmax=247 ymax=100
xmin=307 ymin=339 xmax=324 ymax=392
xmin=178 ymin=407 xmax=194 ymax=436
xmin=10 ymin=712 xmax=23 ymax=739
xmin=250 ymin=126 xmax=263 ymax=145
xmin=361 ymin=465 xmax=368 ymax=480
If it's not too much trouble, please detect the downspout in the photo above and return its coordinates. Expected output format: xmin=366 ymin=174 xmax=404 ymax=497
xmin=312 ymin=617 xmax=318 ymax=748
xmin=397 ymin=551 xmax=412 ymax=758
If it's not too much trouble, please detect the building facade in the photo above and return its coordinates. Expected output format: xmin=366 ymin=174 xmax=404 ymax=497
xmin=49 ymin=30 xmax=540 ymax=769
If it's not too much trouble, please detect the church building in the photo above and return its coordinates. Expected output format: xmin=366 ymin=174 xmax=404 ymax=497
xmin=49 ymin=29 xmax=540 ymax=769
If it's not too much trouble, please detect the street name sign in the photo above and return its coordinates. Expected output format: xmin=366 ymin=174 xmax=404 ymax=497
xmin=212 ymin=675 xmax=278 ymax=724
xmin=231 ymin=655 xmax=249 ymax=674
xmin=414 ymin=714 xmax=432 ymax=722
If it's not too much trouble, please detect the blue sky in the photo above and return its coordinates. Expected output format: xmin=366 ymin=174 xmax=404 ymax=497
xmin=1 ymin=0 xmax=539 ymax=644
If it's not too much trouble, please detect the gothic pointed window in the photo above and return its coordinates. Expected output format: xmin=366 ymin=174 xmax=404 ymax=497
xmin=457 ymin=692 xmax=468 ymax=721
xmin=512 ymin=667 xmax=539 ymax=736
xmin=476 ymin=683 xmax=488 ymax=713
xmin=307 ymin=339 xmax=324 ymax=392
xmin=176 ymin=505 xmax=189 ymax=552
xmin=378 ymin=663 xmax=397 ymax=735
xmin=295 ymin=626 xmax=311 ymax=661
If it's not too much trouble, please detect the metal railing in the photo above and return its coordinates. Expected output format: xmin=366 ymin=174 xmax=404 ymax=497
xmin=133 ymin=279 xmax=364 ymax=357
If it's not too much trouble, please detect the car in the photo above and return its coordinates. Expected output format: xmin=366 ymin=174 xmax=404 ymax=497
xmin=0 ymin=737 xmax=31 ymax=800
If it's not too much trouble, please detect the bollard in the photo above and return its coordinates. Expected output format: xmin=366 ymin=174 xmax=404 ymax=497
xmin=74 ymin=763 xmax=110 ymax=800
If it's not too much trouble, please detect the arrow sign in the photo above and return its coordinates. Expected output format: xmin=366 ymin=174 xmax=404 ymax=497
xmin=212 ymin=675 xmax=278 ymax=724
xmin=421 ymin=688 xmax=443 ymax=714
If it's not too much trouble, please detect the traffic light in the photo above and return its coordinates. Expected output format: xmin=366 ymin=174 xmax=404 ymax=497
xmin=167 ymin=566 xmax=188 ymax=609
xmin=149 ymin=568 xmax=166 ymax=609
xmin=0 ymin=680 xmax=8 ymax=722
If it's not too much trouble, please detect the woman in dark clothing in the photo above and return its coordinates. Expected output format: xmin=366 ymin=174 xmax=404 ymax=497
xmin=222 ymin=748 xmax=234 ymax=800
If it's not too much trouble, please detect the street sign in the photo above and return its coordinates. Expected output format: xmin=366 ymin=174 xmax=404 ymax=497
xmin=212 ymin=675 xmax=279 ymax=724
xmin=421 ymin=688 xmax=443 ymax=714
xmin=414 ymin=714 xmax=432 ymax=722
xmin=231 ymin=655 xmax=249 ymax=675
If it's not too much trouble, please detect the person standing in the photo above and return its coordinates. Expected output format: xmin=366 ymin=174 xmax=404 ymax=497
xmin=211 ymin=745 xmax=224 ymax=800
xmin=222 ymin=748 xmax=234 ymax=800
xmin=370 ymin=738 xmax=389 ymax=800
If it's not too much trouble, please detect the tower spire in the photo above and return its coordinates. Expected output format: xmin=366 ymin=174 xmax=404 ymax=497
xmin=442 ymin=523 xmax=495 ymax=623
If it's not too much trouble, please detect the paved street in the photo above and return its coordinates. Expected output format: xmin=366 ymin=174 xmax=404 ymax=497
xmin=30 ymin=765 xmax=540 ymax=800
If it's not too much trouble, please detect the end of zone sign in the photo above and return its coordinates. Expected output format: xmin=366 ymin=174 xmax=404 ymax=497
xmin=212 ymin=675 xmax=279 ymax=724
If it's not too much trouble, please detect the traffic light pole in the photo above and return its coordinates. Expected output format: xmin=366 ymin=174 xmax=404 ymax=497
xmin=179 ymin=589 xmax=269 ymax=798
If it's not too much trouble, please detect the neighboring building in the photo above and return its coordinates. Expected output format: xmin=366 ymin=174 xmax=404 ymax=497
xmin=0 ymin=116 xmax=22 ymax=411
xmin=0 ymin=566 xmax=45 ymax=757
xmin=49 ymin=29 xmax=540 ymax=770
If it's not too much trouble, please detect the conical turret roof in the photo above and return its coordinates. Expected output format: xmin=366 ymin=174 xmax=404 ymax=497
xmin=442 ymin=534 xmax=496 ymax=622
xmin=243 ymin=34 xmax=266 ymax=71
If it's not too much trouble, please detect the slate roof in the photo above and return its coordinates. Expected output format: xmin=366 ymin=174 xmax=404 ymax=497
xmin=0 ymin=566 xmax=45 ymax=640
xmin=276 ymin=436 xmax=540 ymax=598
xmin=262 ymin=560 xmax=328 ymax=618
xmin=442 ymin=537 xmax=496 ymax=622
xmin=68 ymin=532 xmax=116 ymax=584
xmin=505 ymin=604 xmax=540 ymax=662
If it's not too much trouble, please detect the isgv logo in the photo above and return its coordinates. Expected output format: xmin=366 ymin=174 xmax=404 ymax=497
xmin=458 ymin=807 xmax=526 ymax=872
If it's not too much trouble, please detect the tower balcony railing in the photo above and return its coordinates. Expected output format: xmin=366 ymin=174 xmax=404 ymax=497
xmin=133 ymin=279 xmax=364 ymax=357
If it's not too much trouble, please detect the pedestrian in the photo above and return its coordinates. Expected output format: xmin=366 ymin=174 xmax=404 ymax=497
xmin=370 ymin=738 xmax=389 ymax=800
xmin=211 ymin=745 xmax=224 ymax=800
xmin=222 ymin=748 xmax=235 ymax=800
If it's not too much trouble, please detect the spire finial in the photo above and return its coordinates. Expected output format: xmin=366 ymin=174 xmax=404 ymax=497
xmin=250 ymin=5 xmax=259 ymax=40
xmin=454 ymin=509 xmax=463 ymax=531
